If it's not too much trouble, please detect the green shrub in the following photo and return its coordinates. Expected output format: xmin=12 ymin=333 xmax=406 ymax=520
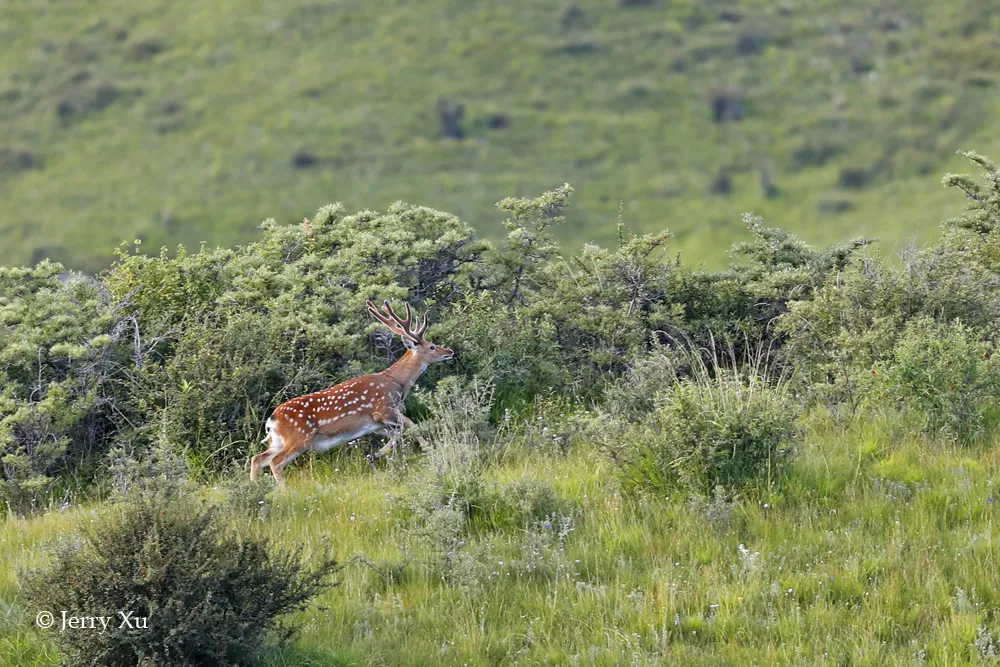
xmin=487 ymin=185 xmax=688 ymax=383
xmin=404 ymin=378 xmax=572 ymax=585
xmin=0 ymin=263 xmax=134 ymax=510
xmin=864 ymin=318 xmax=1000 ymax=442
xmin=406 ymin=377 xmax=499 ymax=529
xmin=781 ymin=245 xmax=1000 ymax=404
xmin=942 ymin=150 xmax=1000 ymax=244
xmin=621 ymin=373 xmax=796 ymax=493
xmin=782 ymin=152 xmax=1000 ymax=404
xmin=490 ymin=184 xmax=572 ymax=306
xmin=106 ymin=202 xmax=489 ymax=469
xmin=104 ymin=431 xmax=190 ymax=498
xmin=597 ymin=346 xmax=799 ymax=494
xmin=21 ymin=490 xmax=338 ymax=666
xmin=665 ymin=214 xmax=870 ymax=373
xmin=536 ymin=224 xmax=678 ymax=378
xmin=434 ymin=292 xmax=570 ymax=413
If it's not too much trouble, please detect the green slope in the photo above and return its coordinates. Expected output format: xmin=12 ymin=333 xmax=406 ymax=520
xmin=1 ymin=0 xmax=998 ymax=271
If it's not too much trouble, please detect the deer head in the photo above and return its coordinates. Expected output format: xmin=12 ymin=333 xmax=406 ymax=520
xmin=366 ymin=299 xmax=453 ymax=364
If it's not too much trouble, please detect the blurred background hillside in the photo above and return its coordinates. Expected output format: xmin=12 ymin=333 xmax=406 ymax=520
xmin=1 ymin=0 xmax=998 ymax=272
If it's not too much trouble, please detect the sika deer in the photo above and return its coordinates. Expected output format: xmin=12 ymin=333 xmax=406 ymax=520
xmin=250 ymin=300 xmax=453 ymax=487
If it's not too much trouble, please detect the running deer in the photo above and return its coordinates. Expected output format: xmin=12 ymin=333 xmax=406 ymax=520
xmin=250 ymin=300 xmax=454 ymax=487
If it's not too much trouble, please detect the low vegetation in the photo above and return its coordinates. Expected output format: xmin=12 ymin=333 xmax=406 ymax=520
xmin=2 ymin=152 xmax=1000 ymax=664
xmin=21 ymin=485 xmax=339 ymax=666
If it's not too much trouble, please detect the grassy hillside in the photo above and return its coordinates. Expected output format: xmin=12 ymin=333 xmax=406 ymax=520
xmin=5 ymin=416 xmax=1000 ymax=665
xmin=1 ymin=0 xmax=999 ymax=271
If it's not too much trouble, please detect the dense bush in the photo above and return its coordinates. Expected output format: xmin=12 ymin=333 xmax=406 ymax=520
xmin=781 ymin=152 xmax=1000 ymax=405
xmin=106 ymin=202 xmax=488 ymax=469
xmin=864 ymin=318 xmax=1000 ymax=442
xmin=434 ymin=292 xmax=570 ymax=412
xmin=21 ymin=489 xmax=338 ymax=666
xmin=0 ymin=263 xmax=135 ymax=510
xmin=534 ymin=226 xmax=679 ymax=377
xmin=594 ymin=346 xmax=799 ymax=494
xmin=4 ymin=150 xmax=1000 ymax=506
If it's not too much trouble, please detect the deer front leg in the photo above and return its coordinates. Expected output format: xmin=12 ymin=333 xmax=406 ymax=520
xmin=368 ymin=424 xmax=400 ymax=465
xmin=367 ymin=415 xmax=431 ymax=464
xmin=367 ymin=412 xmax=412 ymax=464
xmin=399 ymin=414 xmax=431 ymax=453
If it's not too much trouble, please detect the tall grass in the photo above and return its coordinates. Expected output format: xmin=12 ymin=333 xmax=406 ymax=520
xmin=6 ymin=412 xmax=1000 ymax=664
xmin=594 ymin=337 xmax=799 ymax=495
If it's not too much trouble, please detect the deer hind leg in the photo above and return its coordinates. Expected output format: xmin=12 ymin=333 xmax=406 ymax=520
xmin=268 ymin=431 xmax=313 ymax=490
xmin=250 ymin=421 xmax=284 ymax=481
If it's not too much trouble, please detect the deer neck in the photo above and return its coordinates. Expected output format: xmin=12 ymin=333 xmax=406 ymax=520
xmin=379 ymin=349 xmax=427 ymax=400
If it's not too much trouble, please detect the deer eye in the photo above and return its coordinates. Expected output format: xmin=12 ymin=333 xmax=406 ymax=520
xmin=430 ymin=345 xmax=436 ymax=351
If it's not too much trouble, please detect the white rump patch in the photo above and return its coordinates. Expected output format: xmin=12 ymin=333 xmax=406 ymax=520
xmin=262 ymin=416 xmax=279 ymax=445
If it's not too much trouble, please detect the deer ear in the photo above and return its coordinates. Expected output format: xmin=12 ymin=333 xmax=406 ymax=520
xmin=401 ymin=336 xmax=417 ymax=350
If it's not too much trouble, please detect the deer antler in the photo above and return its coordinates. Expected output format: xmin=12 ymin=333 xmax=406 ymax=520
xmin=367 ymin=299 xmax=426 ymax=343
